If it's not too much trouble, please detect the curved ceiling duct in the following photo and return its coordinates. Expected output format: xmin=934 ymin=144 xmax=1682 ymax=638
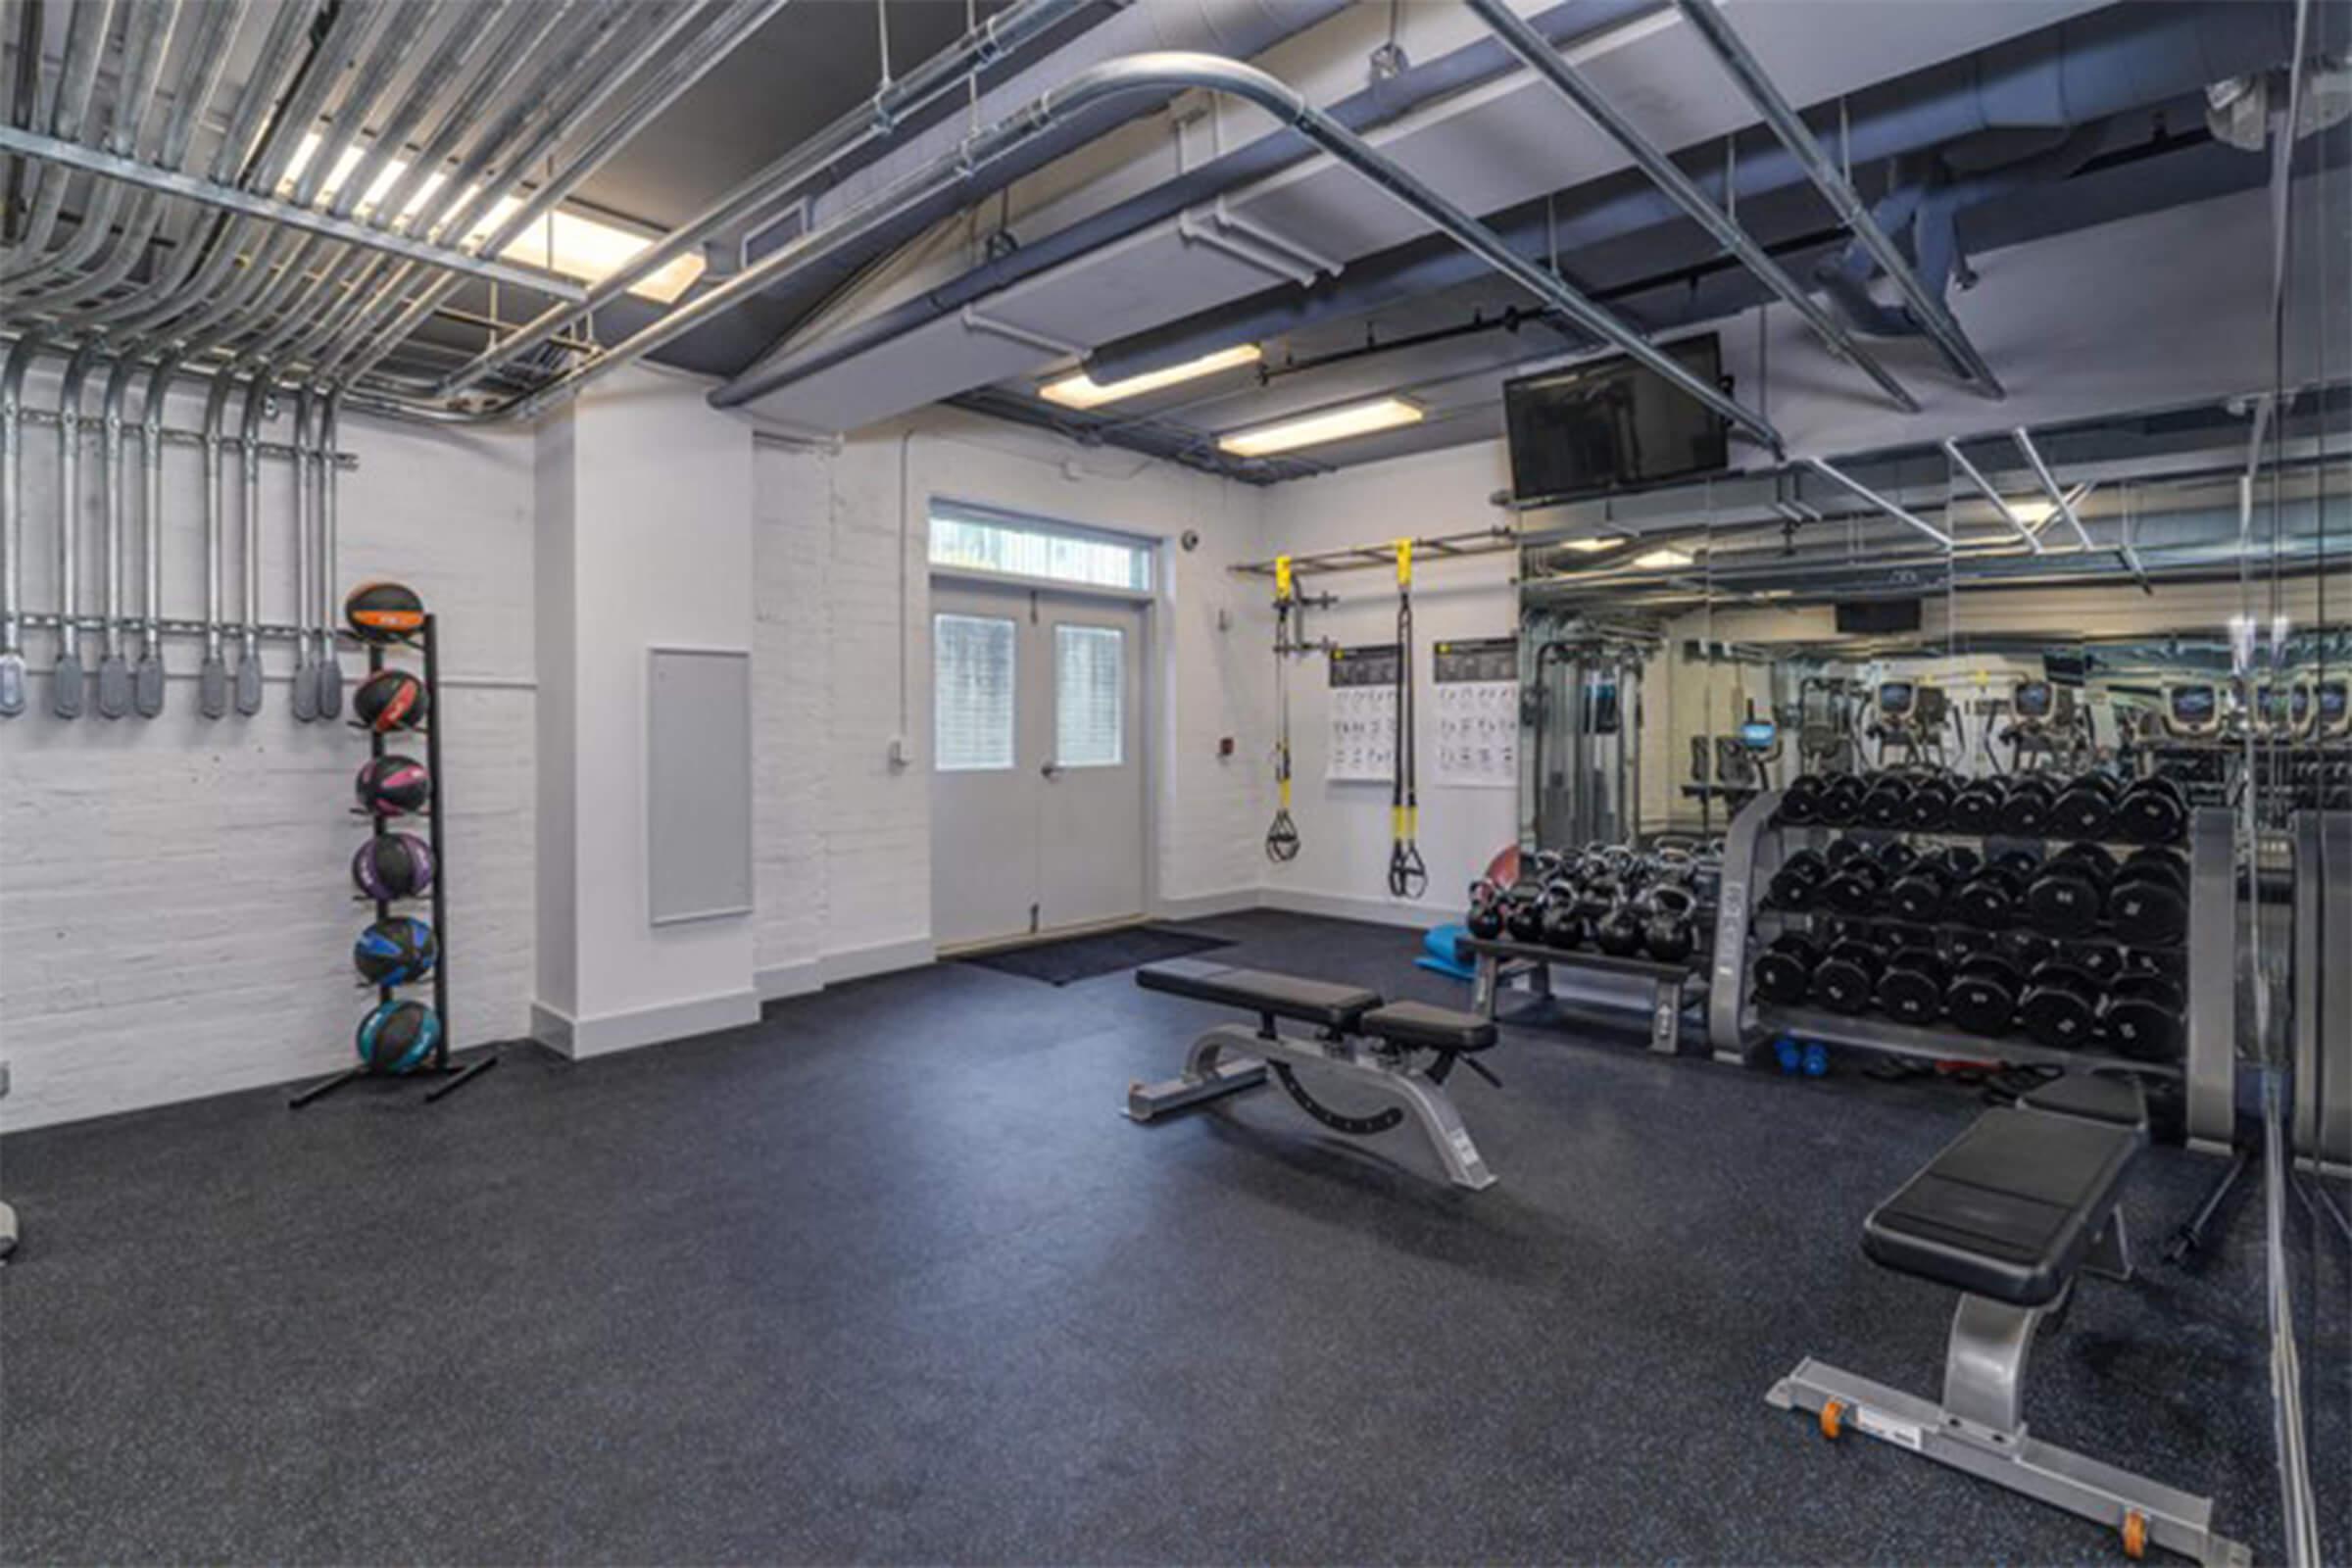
xmin=1080 ymin=0 xmax=2298 ymax=388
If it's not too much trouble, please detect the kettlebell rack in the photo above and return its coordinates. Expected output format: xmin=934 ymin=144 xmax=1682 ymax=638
xmin=1704 ymin=789 xmax=2237 ymax=1146
xmin=291 ymin=612 xmax=495 ymax=1108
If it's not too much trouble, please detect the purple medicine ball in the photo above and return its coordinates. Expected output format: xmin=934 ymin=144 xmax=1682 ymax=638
xmin=352 ymin=832 xmax=435 ymax=901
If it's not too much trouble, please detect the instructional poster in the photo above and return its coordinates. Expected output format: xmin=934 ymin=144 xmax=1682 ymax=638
xmin=1433 ymin=637 xmax=1519 ymax=790
xmin=1326 ymin=644 xmax=1399 ymax=783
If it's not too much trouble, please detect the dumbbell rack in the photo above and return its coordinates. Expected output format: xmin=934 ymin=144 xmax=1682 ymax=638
xmin=1705 ymin=790 xmax=2239 ymax=1146
xmin=290 ymin=613 xmax=496 ymax=1108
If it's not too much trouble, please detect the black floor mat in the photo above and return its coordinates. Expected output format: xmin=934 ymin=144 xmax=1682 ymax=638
xmin=956 ymin=924 xmax=1233 ymax=986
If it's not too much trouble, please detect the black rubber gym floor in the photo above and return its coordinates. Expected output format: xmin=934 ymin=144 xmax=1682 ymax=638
xmin=3 ymin=910 xmax=2344 ymax=1565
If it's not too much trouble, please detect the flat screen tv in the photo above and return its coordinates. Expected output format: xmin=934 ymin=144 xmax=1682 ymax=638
xmin=1503 ymin=334 xmax=1728 ymax=507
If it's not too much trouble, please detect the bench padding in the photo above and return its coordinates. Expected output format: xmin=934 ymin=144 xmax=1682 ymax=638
xmin=1362 ymin=1001 xmax=1497 ymax=1054
xmin=2019 ymin=1073 xmax=2148 ymax=1130
xmin=1864 ymin=1109 xmax=2141 ymax=1307
xmin=1135 ymin=959 xmax=1382 ymax=1031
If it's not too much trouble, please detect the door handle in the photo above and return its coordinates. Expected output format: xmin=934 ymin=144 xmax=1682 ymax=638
xmin=1042 ymin=760 xmax=1061 ymax=779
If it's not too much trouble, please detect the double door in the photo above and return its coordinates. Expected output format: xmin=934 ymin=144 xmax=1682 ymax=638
xmin=930 ymin=581 xmax=1146 ymax=949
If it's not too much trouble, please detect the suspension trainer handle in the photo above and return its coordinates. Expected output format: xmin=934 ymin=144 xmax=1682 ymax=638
xmin=1387 ymin=537 xmax=1426 ymax=899
xmin=1266 ymin=555 xmax=1300 ymax=862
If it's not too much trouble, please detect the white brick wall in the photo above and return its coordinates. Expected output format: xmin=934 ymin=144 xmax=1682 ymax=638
xmin=750 ymin=409 xmax=1271 ymax=984
xmin=0 ymin=390 xmax=536 ymax=1131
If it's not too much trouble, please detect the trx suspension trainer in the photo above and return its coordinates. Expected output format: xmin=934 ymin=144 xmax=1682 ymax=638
xmin=1387 ymin=539 xmax=1427 ymax=899
xmin=1265 ymin=556 xmax=1300 ymax=861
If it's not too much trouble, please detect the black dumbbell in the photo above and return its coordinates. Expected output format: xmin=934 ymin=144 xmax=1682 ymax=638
xmin=2115 ymin=775 xmax=2188 ymax=844
xmin=2109 ymin=848 xmax=2190 ymax=946
xmin=1754 ymin=932 xmax=1822 ymax=1004
xmin=1859 ymin=774 xmax=1914 ymax=830
xmin=1811 ymin=940 xmax=1884 ymax=1014
xmin=1904 ymin=775 xmax=1956 ymax=831
xmin=2050 ymin=773 xmax=2123 ymax=840
xmin=1949 ymin=777 xmax=2008 ymax=834
xmin=1821 ymin=851 xmax=1887 ymax=917
xmin=1780 ymin=774 xmax=1826 ymax=826
xmin=2071 ymin=941 xmax=2126 ymax=985
xmin=1886 ymin=855 xmax=1956 ymax=924
xmin=1466 ymin=880 xmax=1506 ymax=940
xmin=2000 ymin=775 xmax=2059 ymax=836
xmin=2025 ymin=843 xmax=2116 ymax=938
xmin=1818 ymin=774 xmax=1867 ymax=827
xmin=1877 ymin=839 xmax=1922 ymax=878
xmin=1768 ymin=849 xmax=1830 ymax=912
xmin=1946 ymin=953 xmax=2024 ymax=1036
xmin=1952 ymin=858 xmax=2032 ymax=929
xmin=2018 ymin=962 xmax=2101 ymax=1048
xmin=2104 ymin=971 xmax=2186 ymax=1061
xmin=1876 ymin=946 xmax=1947 ymax=1025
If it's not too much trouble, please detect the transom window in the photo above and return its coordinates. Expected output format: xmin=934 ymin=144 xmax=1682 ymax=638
xmin=928 ymin=501 xmax=1152 ymax=593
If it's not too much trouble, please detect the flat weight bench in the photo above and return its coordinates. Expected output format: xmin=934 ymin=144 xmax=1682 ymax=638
xmin=1769 ymin=1089 xmax=2249 ymax=1566
xmin=1127 ymin=958 xmax=1500 ymax=1190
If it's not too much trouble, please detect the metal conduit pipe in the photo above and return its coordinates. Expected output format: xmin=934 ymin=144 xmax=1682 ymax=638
xmin=1465 ymin=0 xmax=1916 ymax=414
xmin=198 ymin=370 xmax=235 ymax=716
xmin=137 ymin=353 xmax=177 ymax=714
xmin=7 ymin=0 xmax=116 ymax=268
xmin=203 ymin=0 xmax=453 ymax=360
xmin=1087 ymin=0 xmax=2293 ymax=385
xmin=17 ymin=0 xmax=244 ymax=318
xmin=318 ymin=390 xmax=344 ymax=714
xmin=334 ymin=0 xmax=783 ymax=387
xmin=0 ymin=0 xmax=178 ymax=293
xmin=683 ymin=52 xmax=1782 ymax=452
xmin=105 ymin=0 xmax=383 ymax=342
xmin=309 ymin=0 xmax=692 ymax=370
xmin=431 ymin=0 xmax=1100 ymax=401
xmin=290 ymin=387 xmax=316 ymax=720
xmin=1670 ymin=0 xmax=2003 ymax=396
xmin=289 ymin=0 xmax=661 ymax=377
xmin=235 ymin=0 xmax=500 ymax=366
xmin=74 ymin=0 xmax=319 ymax=331
xmin=0 ymin=332 xmax=40 ymax=716
xmin=233 ymin=372 xmax=270 ymax=715
xmin=98 ymin=358 xmax=137 ymax=715
xmin=256 ymin=1 xmax=586 ymax=368
xmin=52 ymin=342 xmax=102 ymax=716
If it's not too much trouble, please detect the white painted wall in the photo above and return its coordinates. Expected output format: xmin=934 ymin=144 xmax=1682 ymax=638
xmin=747 ymin=407 xmax=1271 ymax=997
xmin=1 ymin=381 xmax=537 ymax=1130
xmin=531 ymin=368 xmax=759 ymax=1057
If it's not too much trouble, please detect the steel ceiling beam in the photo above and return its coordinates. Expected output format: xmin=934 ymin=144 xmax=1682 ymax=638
xmin=1672 ymin=0 xmax=2006 ymax=398
xmin=1467 ymin=0 xmax=1918 ymax=415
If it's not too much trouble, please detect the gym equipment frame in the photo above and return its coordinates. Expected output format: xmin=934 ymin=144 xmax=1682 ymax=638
xmin=1767 ymin=1101 xmax=2249 ymax=1566
xmin=292 ymin=613 xmax=496 ymax=1108
xmin=1462 ymin=935 xmax=1699 ymax=1055
xmin=1706 ymin=790 xmax=2237 ymax=1146
xmin=1127 ymin=961 xmax=1498 ymax=1190
xmin=2290 ymin=810 xmax=2351 ymax=1170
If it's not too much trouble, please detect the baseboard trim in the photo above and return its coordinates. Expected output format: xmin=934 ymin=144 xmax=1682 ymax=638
xmin=533 ymin=989 xmax=762 ymax=1060
xmin=819 ymin=935 xmax=935 ymax=987
xmin=1153 ymin=887 xmax=1260 ymax=922
xmin=755 ymin=959 xmax=823 ymax=1003
xmin=1259 ymin=886 xmax=1454 ymax=931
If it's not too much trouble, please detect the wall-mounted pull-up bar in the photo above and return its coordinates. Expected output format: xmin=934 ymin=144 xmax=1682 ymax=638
xmin=1230 ymin=526 xmax=1516 ymax=579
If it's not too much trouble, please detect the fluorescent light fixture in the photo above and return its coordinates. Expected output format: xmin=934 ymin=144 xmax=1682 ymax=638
xmin=1039 ymin=345 xmax=1261 ymax=410
xmin=2011 ymin=499 xmax=2057 ymax=527
xmin=1558 ymin=536 xmax=1619 ymax=553
xmin=1218 ymin=397 xmax=1424 ymax=457
xmin=280 ymin=132 xmax=705 ymax=303
xmin=1633 ymin=547 xmax=1694 ymax=569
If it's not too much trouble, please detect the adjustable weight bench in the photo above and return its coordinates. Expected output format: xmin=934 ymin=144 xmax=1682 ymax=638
xmin=1768 ymin=1086 xmax=2247 ymax=1565
xmin=1128 ymin=958 xmax=1500 ymax=1190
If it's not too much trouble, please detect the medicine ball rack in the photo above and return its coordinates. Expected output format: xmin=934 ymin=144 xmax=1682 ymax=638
xmin=291 ymin=612 xmax=496 ymax=1108
xmin=1704 ymin=789 xmax=2239 ymax=1149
